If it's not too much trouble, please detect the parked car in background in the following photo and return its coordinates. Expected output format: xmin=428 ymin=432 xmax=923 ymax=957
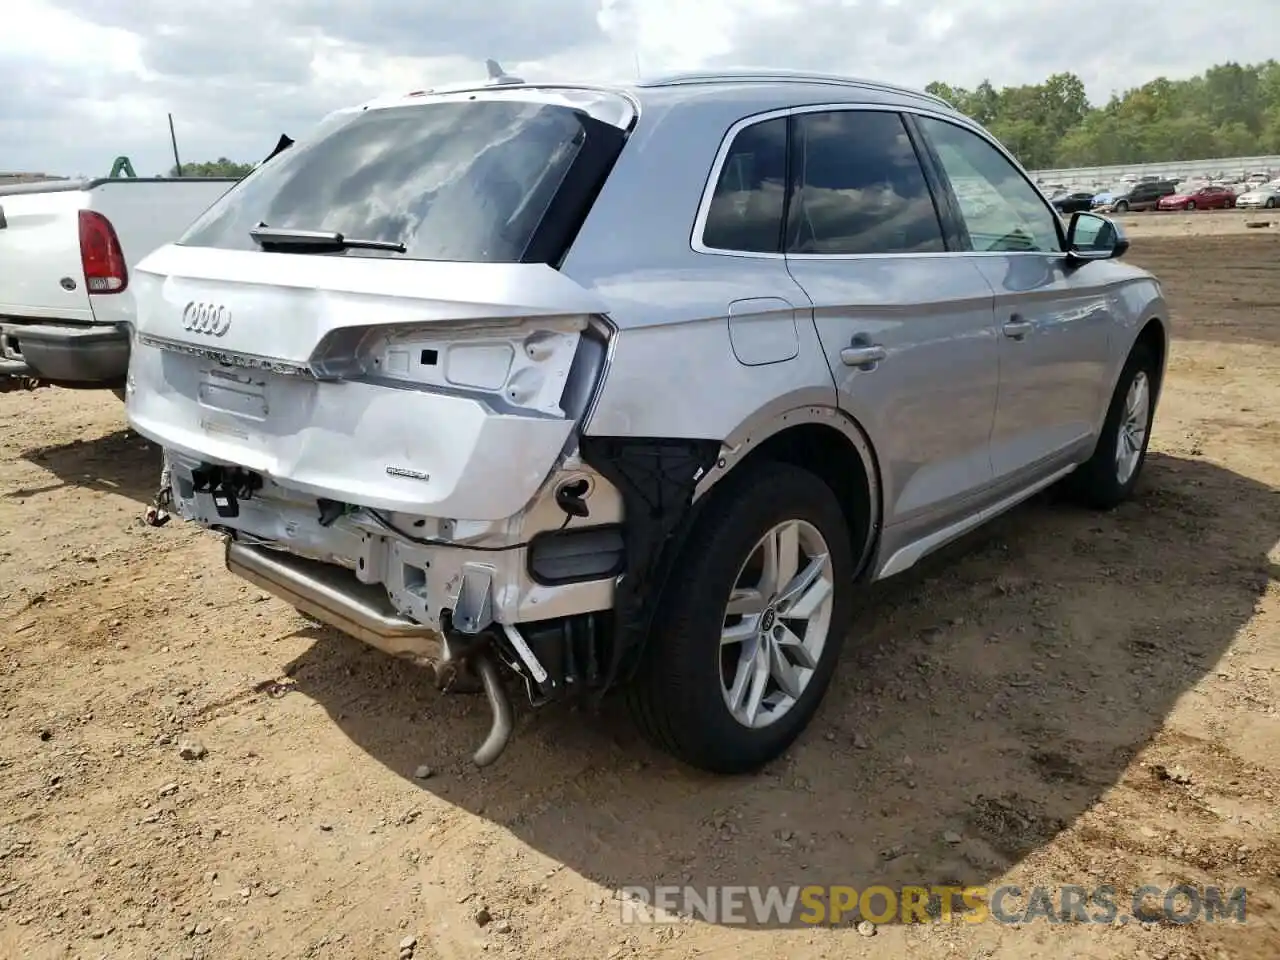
xmin=1236 ymin=184 xmax=1280 ymax=209
xmin=0 ymin=176 xmax=238 ymax=394
xmin=1157 ymin=184 xmax=1236 ymax=211
xmin=1106 ymin=180 xmax=1178 ymax=212
xmin=1050 ymin=190 xmax=1096 ymax=214
xmin=124 ymin=68 xmax=1168 ymax=774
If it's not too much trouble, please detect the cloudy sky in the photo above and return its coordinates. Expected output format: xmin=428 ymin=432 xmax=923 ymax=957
xmin=3 ymin=0 xmax=1275 ymax=177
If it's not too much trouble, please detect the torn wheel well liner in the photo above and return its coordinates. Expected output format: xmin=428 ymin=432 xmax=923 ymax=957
xmin=576 ymin=435 xmax=721 ymax=695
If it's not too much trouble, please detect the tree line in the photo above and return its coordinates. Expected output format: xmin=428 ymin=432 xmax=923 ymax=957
xmin=926 ymin=59 xmax=1280 ymax=170
xmin=168 ymin=158 xmax=255 ymax=178
xmin=169 ymin=59 xmax=1280 ymax=177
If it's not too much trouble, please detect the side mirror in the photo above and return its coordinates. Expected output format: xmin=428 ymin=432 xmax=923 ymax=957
xmin=1066 ymin=211 xmax=1129 ymax=263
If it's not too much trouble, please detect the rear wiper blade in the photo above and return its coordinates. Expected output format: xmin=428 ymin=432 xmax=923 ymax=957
xmin=248 ymin=225 xmax=406 ymax=253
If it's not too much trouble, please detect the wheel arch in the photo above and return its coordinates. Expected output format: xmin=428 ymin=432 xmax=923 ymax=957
xmin=1132 ymin=314 xmax=1168 ymax=405
xmin=693 ymin=405 xmax=883 ymax=582
xmin=576 ymin=404 xmax=885 ymax=695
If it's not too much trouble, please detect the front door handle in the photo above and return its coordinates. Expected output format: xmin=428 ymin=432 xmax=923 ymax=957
xmin=1002 ymin=317 xmax=1033 ymax=339
xmin=840 ymin=344 xmax=887 ymax=367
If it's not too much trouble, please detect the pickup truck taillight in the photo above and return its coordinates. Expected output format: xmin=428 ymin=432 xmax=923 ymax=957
xmin=78 ymin=210 xmax=128 ymax=294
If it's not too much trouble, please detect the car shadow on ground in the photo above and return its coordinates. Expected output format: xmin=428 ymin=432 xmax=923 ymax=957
xmin=281 ymin=451 xmax=1277 ymax=928
xmin=11 ymin=428 xmax=161 ymax=504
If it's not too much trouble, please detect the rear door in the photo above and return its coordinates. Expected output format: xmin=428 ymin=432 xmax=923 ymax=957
xmin=779 ymin=107 xmax=1000 ymax=537
xmin=910 ymin=113 xmax=1114 ymax=484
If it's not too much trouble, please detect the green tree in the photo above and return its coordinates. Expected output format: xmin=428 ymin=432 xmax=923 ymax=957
xmin=928 ymin=60 xmax=1280 ymax=168
xmin=169 ymin=157 xmax=254 ymax=178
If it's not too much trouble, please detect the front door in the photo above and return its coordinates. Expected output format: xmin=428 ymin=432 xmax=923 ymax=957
xmin=778 ymin=108 xmax=1000 ymax=534
xmin=912 ymin=114 xmax=1115 ymax=483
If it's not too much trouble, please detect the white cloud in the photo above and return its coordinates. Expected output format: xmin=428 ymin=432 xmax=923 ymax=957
xmin=2 ymin=0 xmax=1276 ymax=176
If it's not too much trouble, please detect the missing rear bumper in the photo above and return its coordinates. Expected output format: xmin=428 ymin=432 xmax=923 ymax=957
xmin=224 ymin=538 xmax=518 ymax=766
xmin=225 ymin=538 xmax=447 ymax=664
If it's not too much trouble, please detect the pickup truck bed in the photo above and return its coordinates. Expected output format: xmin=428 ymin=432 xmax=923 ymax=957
xmin=0 ymin=177 xmax=238 ymax=390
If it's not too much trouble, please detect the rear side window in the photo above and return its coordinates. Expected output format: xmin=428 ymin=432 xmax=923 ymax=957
xmin=178 ymin=99 xmax=625 ymax=263
xmin=785 ymin=110 xmax=945 ymax=255
xmin=701 ymin=116 xmax=789 ymax=253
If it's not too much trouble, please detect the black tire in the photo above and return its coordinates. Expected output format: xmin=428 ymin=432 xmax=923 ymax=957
xmin=1267 ymin=198 xmax=1276 ymax=209
xmin=626 ymin=461 xmax=854 ymax=774
xmin=1065 ymin=340 xmax=1158 ymax=510
xmin=111 ymin=386 xmax=127 ymax=402
xmin=1185 ymin=200 xmax=1196 ymax=210
xmin=1114 ymin=200 xmax=1129 ymax=213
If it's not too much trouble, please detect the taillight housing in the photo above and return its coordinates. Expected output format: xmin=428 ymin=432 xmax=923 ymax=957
xmin=78 ymin=210 xmax=128 ymax=294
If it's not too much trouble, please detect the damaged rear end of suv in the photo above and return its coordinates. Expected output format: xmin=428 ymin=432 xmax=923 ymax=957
xmin=126 ymin=84 xmax=645 ymax=766
xmin=131 ymin=71 xmax=1153 ymax=776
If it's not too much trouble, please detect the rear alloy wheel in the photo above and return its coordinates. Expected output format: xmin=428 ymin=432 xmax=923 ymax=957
xmin=627 ymin=462 xmax=853 ymax=773
xmin=719 ymin=518 xmax=835 ymax=730
xmin=1065 ymin=341 xmax=1158 ymax=510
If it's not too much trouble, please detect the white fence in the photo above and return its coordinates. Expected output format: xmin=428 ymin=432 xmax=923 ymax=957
xmin=1028 ymin=155 xmax=1280 ymax=190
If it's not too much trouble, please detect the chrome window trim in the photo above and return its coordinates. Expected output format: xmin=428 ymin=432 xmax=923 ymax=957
xmin=690 ymin=101 xmax=1066 ymax=261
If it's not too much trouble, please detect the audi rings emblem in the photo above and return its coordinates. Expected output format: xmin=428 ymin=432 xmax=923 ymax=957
xmin=181 ymin=301 xmax=232 ymax=336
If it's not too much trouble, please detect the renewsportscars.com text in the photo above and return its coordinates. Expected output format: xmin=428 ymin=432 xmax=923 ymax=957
xmin=618 ymin=883 xmax=1248 ymax=926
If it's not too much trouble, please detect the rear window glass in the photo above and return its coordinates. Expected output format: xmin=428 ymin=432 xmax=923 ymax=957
xmin=179 ymin=100 xmax=599 ymax=262
xmin=702 ymin=116 xmax=789 ymax=253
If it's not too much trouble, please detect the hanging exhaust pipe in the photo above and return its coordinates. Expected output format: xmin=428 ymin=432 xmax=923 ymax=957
xmin=471 ymin=650 xmax=514 ymax=767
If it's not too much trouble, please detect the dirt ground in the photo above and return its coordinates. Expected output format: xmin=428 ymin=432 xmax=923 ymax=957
xmin=2 ymin=216 xmax=1279 ymax=960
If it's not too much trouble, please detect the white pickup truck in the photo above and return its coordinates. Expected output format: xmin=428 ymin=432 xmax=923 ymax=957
xmin=0 ymin=176 xmax=238 ymax=394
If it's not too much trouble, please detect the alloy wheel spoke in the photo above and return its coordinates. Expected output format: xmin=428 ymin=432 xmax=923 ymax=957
xmin=726 ymin=646 xmax=755 ymax=712
xmin=768 ymin=640 xmax=805 ymax=700
xmin=776 ymin=554 xmax=828 ymax=614
xmin=781 ymin=569 xmax=833 ymax=621
xmin=761 ymin=522 xmax=800 ymax=599
xmin=721 ymin=618 xmax=757 ymax=647
xmin=742 ymin=651 xmax=771 ymax=726
xmin=725 ymin=587 xmax=767 ymax=617
xmin=773 ymin=623 xmax=818 ymax=670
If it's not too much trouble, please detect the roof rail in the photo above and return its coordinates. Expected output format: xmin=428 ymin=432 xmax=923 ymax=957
xmin=637 ymin=69 xmax=953 ymax=109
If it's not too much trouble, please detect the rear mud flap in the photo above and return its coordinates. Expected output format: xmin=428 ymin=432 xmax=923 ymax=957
xmin=577 ymin=436 xmax=721 ymax=697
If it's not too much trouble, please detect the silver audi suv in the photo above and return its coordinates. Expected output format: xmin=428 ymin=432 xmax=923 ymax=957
xmin=124 ymin=68 xmax=1167 ymax=773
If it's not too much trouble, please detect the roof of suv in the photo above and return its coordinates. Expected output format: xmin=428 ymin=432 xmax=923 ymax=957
xmin=365 ymin=69 xmax=960 ymax=118
xmin=634 ymin=69 xmax=956 ymax=107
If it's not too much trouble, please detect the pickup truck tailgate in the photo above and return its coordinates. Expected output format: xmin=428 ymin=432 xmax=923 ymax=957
xmin=0 ymin=188 xmax=93 ymax=322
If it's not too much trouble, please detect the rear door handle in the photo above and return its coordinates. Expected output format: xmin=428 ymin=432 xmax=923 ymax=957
xmin=840 ymin=344 xmax=887 ymax=367
xmin=1002 ymin=317 xmax=1033 ymax=339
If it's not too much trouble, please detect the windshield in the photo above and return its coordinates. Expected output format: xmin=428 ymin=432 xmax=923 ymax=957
xmin=178 ymin=95 xmax=628 ymax=263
